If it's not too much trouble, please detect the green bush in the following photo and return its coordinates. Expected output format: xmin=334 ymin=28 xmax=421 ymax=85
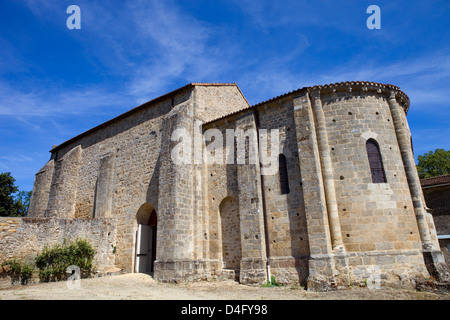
xmin=20 ymin=263 xmax=34 ymax=285
xmin=35 ymin=238 xmax=96 ymax=282
xmin=1 ymin=259 xmax=21 ymax=283
xmin=261 ymin=276 xmax=283 ymax=287
xmin=1 ymin=259 xmax=34 ymax=285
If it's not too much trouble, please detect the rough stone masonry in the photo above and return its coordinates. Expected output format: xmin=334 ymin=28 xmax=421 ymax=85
xmin=1 ymin=81 xmax=448 ymax=290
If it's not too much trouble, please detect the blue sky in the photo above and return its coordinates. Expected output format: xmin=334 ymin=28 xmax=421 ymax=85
xmin=0 ymin=0 xmax=449 ymax=192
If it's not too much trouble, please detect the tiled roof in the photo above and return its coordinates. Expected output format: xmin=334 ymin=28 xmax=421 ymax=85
xmin=421 ymin=174 xmax=450 ymax=187
xmin=50 ymin=83 xmax=239 ymax=152
xmin=252 ymin=81 xmax=409 ymax=108
xmin=50 ymin=81 xmax=410 ymax=152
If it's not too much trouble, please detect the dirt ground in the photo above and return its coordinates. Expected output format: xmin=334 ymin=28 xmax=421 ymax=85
xmin=0 ymin=273 xmax=449 ymax=300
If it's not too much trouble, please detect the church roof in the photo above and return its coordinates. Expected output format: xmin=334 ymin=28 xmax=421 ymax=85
xmin=50 ymin=83 xmax=238 ymax=153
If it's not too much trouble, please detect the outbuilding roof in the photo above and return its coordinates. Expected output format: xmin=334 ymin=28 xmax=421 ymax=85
xmin=421 ymin=174 xmax=450 ymax=188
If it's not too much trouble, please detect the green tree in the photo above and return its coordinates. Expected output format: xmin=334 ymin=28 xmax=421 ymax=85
xmin=416 ymin=148 xmax=450 ymax=179
xmin=14 ymin=190 xmax=32 ymax=217
xmin=0 ymin=172 xmax=19 ymax=217
xmin=0 ymin=172 xmax=31 ymax=217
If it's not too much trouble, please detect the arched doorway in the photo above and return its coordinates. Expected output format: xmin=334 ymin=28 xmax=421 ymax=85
xmin=219 ymin=197 xmax=241 ymax=272
xmin=135 ymin=203 xmax=157 ymax=273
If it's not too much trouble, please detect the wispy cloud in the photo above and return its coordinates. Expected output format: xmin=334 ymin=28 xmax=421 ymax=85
xmin=308 ymin=52 xmax=450 ymax=110
xmin=0 ymin=153 xmax=34 ymax=164
xmin=0 ymin=37 xmax=30 ymax=74
xmin=0 ymin=82 xmax=132 ymax=117
xmin=228 ymin=0 xmax=365 ymax=32
xmin=12 ymin=0 xmax=237 ymax=105
xmin=18 ymin=0 xmax=60 ymax=17
xmin=125 ymin=0 xmax=231 ymax=101
xmin=0 ymin=153 xmax=37 ymax=186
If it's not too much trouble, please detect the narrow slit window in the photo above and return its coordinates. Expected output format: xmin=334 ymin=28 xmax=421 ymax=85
xmin=279 ymin=154 xmax=290 ymax=194
xmin=366 ymin=139 xmax=387 ymax=183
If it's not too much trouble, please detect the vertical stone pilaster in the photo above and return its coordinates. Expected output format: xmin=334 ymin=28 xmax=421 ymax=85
xmin=95 ymin=153 xmax=115 ymax=218
xmin=28 ymin=159 xmax=54 ymax=217
xmin=293 ymin=93 xmax=332 ymax=254
xmin=388 ymin=90 xmax=449 ymax=282
xmin=45 ymin=145 xmax=82 ymax=218
xmin=293 ymin=93 xmax=343 ymax=290
xmin=191 ymin=116 xmax=211 ymax=278
xmin=387 ymin=91 xmax=433 ymax=249
xmin=309 ymin=90 xmax=344 ymax=251
xmin=154 ymin=100 xmax=197 ymax=281
xmin=235 ymin=111 xmax=267 ymax=285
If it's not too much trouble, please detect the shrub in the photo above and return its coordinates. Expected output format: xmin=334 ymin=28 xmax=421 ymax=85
xmin=20 ymin=263 xmax=34 ymax=285
xmin=1 ymin=259 xmax=34 ymax=285
xmin=35 ymin=238 xmax=96 ymax=282
xmin=1 ymin=259 xmax=22 ymax=283
xmin=261 ymin=276 xmax=283 ymax=287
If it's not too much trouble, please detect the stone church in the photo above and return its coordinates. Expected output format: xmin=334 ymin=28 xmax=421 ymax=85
xmin=2 ymin=81 xmax=449 ymax=289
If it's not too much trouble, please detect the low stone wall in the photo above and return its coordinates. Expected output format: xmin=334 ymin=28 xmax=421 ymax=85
xmin=434 ymin=215 xmax=450 ymax=235
xmin=0 ymin=217 xmax=118 ymax=276
xmin=346 ymin=250 xmax=430 ymax=287
xmin=269 ymin=256 xmax=309 ymax=286
xmin=438 ymin=239 xmax=450 ymax=267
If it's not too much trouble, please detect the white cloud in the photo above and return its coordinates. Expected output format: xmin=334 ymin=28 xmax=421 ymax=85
xmin=0 ymin=0 xmax=230 ymax=120
xmin=19 ymin=0 xmax=60 ymax=17
xmin=10 ymin=0 xmax=450 ymax=113
xmin=125 ymin=0 xmax=228 ymax=100
xmin=0 ymin=82 xmax=131 ymax=117
xmin=305 ymin=52 xmax=450 ymax=110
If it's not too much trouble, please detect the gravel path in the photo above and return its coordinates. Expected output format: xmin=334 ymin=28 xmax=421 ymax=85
xmin=0 ymin=273 xmax=448 ymax=300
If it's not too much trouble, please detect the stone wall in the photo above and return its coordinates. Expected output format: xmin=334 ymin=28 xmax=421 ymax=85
xmin=423 ymin=185 xmax=450 ymax=233
xmin=219 ymin=197 xmax=241 ymax=270
xmin=0 ymin=217 xmax=117 ymax=270
xmin=291 ymin=92 xmax=337 ymax=288
xmin=194 ymin=84 xmax=250 ymax=123
xmin=422 ymin=181 xmax=450 ymax=268
xmin=203 ymin=115 xmax=241 ymax=279
xmin=438 ymin=239 xmax=450 ymax=267
xmin=255 ymin=99 xmax=310 ymax=285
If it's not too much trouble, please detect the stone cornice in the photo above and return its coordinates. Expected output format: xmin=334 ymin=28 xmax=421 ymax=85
xmin=204 ymin=81 xmax=411 ymax=127
xmin=307 ymin=81 xmax=410 ymax=113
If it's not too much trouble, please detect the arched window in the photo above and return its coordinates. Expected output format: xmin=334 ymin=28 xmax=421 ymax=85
xmin=366 ymin=139 xmax=387 ymax=183
xmin=279 ymin=154 xmax=290 ymax=194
